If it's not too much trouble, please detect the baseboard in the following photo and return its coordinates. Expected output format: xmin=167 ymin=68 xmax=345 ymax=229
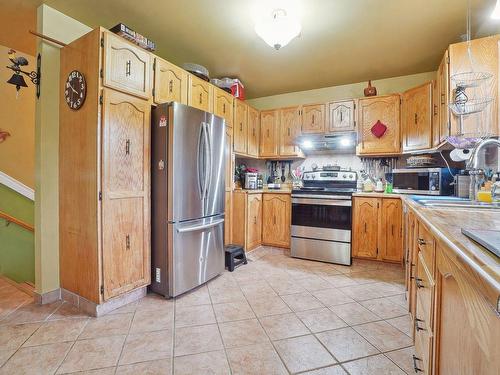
xmin=61 ymin=287 xmax=147 ymax=317
xmin=0 ymin=276 xmax=35 ymax=296
xmin=34 ymin=288 xmax=61 ymax=304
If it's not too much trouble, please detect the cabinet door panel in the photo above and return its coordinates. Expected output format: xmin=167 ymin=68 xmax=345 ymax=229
xmin=247 ymin=106 xmax=260 ymax=157
xmin=214 ymin=88 xmax=233 ymax=128
xmin=438 ymin=51 xmax=450 ymax=143
xmin=302 ymin=104 xmax=325 ymax=133
xmin=402 ymin=82 xmax=432 ymax=152
xmin=153 ymin=58 xmax=187 ymax=104
xmin=233 ymin=100 xmax=248 ymax=154
xmin=260 ymin=110 xmax=278 ymax=157
xmin=379 ymin=198 xmax=403 ymax=262
xmin=247 ymin=194 xmax=262 ymax=250
xmin=328 ymin=100 xmax=355 ymax=132
xmin=352 ymin=197 xmax=379 ymax=259
xmin=225 ymin=127 xmax=234 ymax=190
xmin=103 ymin=32 xmax=151 ymax=99
xmin=188 ymin=75 xmax=211 ymax=112
xmin=101 ymin=89 xmax=150 ymax=300
xmin=435 ymin=244 xmax=500 ymax=375
xmin=224 ymin=192 xmax=232 ymax=245
xmin=280 ymin=106 xmax=301 ymax=156
xmin=358 ymin=94 xmax=401 ymax=155
xmin=449 ymin=35 xmax=499 ymax=137
xmin=262 ymin=194 xmax=290 ymax=248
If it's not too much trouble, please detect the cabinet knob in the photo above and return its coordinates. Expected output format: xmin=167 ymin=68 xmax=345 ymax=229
xmin=415 ymin=318 xmax=426 ymax=331
xmin=312 ymin=114 xmax=315 ymax=124
xmin=223 ymin=103 xmax=226 ymax=113
xmin=417 ymin=238 xmax=426 ymax=245
xmin=125 ymin=60 xmax=131 ymax=76
xmin=125 ymin=139 xmax=131 ymax=155
xmin=414 ymin=113 xmax=418 ymax=124
xmin=168 ymin=79 xmax=173 ymax=93
xmin=125 ymin=234 xmax=130 ymax=250
xmin=240 ymin=123 xmax=243 ymax=131
xmin=415 ymin=277 xmax=424 ymax=289
xmin=199 ymin=93 xmax=203 ymax=104
xmin=254 ymin=216 xmax=257 ymax=224
xmin=412 ymin=355 xmax=423 ymax=373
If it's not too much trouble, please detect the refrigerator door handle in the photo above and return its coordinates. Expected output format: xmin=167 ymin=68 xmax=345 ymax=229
xmin=196 ymin=123 xmax=204 ymax=200
xmin=176 ymin=218 xmax=225 ymax=233
xmin=202 ymin=122 xmax=211 ymax=200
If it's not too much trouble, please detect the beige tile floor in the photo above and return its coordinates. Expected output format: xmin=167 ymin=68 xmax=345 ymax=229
xmin=0 ymin=247 xmax=416 ymax=374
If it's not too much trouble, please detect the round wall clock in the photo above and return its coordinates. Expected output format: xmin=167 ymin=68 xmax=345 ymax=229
xmin=64 ymin=70 xmax=86 ymax=110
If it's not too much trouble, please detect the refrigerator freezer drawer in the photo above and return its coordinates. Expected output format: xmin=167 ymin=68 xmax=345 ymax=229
xmin=169 ymin=215 xmax=225 ymax=297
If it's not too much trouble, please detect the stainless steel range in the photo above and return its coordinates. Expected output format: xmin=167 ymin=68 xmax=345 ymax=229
xmin=291 ymin=169 xmax=357 ymax=265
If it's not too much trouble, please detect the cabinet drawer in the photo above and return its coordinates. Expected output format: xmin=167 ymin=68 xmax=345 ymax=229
xmin=415 ymin=252 xmax=434 ymax=332
xmin=414 ymin=317 xmax=432 ymax=375
xmin=103 ymin=32 xmax=151 ymax=99
xmin=417 ymin=222 xmax=435 ymax=279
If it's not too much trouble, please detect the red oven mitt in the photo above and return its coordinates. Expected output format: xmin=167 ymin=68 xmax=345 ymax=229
xmin=371 ymin=120 xmax=387 ymax=138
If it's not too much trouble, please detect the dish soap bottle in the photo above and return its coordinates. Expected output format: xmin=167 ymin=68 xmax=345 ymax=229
xmin=375 ymin=178 xmax=384 ymax=192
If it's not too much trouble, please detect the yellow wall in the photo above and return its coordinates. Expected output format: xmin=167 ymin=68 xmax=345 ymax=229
xmin=0 ymin=46 xmax=36 ymax=188
xmin=35 ymin=4 xmax=91 ymax=296
xmin=247 ymin=71 xmax=436 ymax=110
xmin=0 ymin=0 xmax=37 ymax=56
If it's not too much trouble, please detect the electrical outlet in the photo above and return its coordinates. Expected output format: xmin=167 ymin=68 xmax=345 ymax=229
xmin=155 ymin=268 xmax=161 ymax=283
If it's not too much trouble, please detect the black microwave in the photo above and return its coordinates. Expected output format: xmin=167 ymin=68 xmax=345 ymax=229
xmin=389 ymin=168 xmax=457 ymax=195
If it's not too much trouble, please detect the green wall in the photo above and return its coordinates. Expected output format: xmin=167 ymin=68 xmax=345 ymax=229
xmin=0 ymin=184 xmax=34 ymax=283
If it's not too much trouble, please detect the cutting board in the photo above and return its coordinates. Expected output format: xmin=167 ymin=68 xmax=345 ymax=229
xmin=461 ymin=229 xmax=500 ymax=258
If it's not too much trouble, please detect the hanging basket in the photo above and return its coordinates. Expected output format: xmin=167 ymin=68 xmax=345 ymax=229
xmin=448 ymin=97 xmax=493 ymax=116
xmin=451 ymin=71 xmax=493 ymax=89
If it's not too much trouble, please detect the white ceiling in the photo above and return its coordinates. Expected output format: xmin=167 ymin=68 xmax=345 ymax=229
xmin=36 ymin=0 xmax=500 ymax=98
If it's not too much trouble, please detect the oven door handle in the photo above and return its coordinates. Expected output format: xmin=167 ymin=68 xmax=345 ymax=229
xmin=292 ymin=198 xmax=352 ymax=207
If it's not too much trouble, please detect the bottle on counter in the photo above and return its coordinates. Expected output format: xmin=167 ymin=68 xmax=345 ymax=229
xmin=257 ymin=174 xmax=263 ymax=189
xmin=375 ymin=178 xmax=384 ymax=192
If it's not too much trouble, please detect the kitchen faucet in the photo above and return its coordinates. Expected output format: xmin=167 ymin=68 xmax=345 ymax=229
xmin=465 ymin=138 xmax=500 ymax=201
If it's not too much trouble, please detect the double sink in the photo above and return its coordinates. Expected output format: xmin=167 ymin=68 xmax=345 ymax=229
xmin=412 ymin=196 xmax=500 ymax=210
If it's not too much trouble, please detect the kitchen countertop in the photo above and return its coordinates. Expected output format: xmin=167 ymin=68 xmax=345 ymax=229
xmin=352 ymin=192 xmax=402 ymax=199
xmin=233 ymin=188 xmax=292 ymax=194
xmin=404 ymin=196 xmax=500 ymax=311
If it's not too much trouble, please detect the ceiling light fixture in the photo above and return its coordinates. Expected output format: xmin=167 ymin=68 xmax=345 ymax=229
xmin=254 ymin=8 xmax=301 ymax=50
xmin=492 ymin=0 xmax=500 ymax=19
xmin=301 ymin=139 xmax=313 ymax=149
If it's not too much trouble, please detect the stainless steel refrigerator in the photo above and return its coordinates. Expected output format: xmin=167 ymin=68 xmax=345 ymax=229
xmin=151 ymin=102 xmax=225 ymax=297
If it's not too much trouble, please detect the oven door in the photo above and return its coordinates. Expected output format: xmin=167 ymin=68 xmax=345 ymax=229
xmin=291 ymin=197 xmax=351 ymax=242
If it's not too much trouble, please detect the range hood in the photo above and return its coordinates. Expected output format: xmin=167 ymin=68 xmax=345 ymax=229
xmin=295 ymin=132 xmax=357 ymax=154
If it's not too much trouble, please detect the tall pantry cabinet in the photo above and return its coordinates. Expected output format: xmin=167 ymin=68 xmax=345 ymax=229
xmin=59 ymin=28 xmax=150 ymax=314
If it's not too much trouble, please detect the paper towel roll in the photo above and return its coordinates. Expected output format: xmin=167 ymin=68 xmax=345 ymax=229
xmin=450 ymin=148 xmax=471 ymax=162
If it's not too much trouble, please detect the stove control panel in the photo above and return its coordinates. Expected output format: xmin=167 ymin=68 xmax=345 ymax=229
xmin=303 ymin=170 xmax=357 ymax=182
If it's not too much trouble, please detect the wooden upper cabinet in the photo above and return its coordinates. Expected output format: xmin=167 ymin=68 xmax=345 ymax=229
xmin=302 ymin=104 xmax=325 ymax=133
xmin=352 ymin=197 xmax=379 ymax=259
xmin=402 ymin=82 xmax=432 ymax=152
xmin=247 ymin=106 xmax=260 ymax=157
xmin=437 ymin=50 xmax=450 ymax=144
xmin=214 ymin=88 xmax=234 ymax=128
xmin=328 ymin=100 xmax=356 ymax=133
xmin=432 ymin=78 xmax=441 ymax=147
xmin=260 ymin=110 xmax=279 ymax=157
xmin=101 ymin=88 xmax=150 ymax=300
xmin=153 ymin=57 xmax=187 ymax=105
xmin=379 ymin=198 xmax=403 ymax=262
xmin=247 ymin=194 xmax=262 ymax=250
xmin=357 ymin=94 xmax=401 ymax=156
xmin=102 ymin=32 xmax=151 ymax=100
xmin=262 ymin=194 xmax=290 ymax=248
xmin=188 ymin=74 xmax=212 ymax=112
xmin=448 ymin=35 xmax=500 ymax=136
xmin=233 ymin=100 xmax=248 ymax=154
xmin=279 ymin=106 xmax=301 ymax=156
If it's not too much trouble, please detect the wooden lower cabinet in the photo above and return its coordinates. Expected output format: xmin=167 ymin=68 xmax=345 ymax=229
xmin=434 ymin=243 xmax=500 ymax=375
xmin=352 ymin=197 xmax=403 ymax=262
xmin=405 ymin=205 xmax=500 ymax=375
xmin=232 ymin=192 xmax=262 ymax=251
xmin=262 ymin=194 xmax=290 ymax=248
xmin=352 ymin=197 xmax=379 ymax=259
xmin=224 ymin=191 xmax=232 ymax=245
